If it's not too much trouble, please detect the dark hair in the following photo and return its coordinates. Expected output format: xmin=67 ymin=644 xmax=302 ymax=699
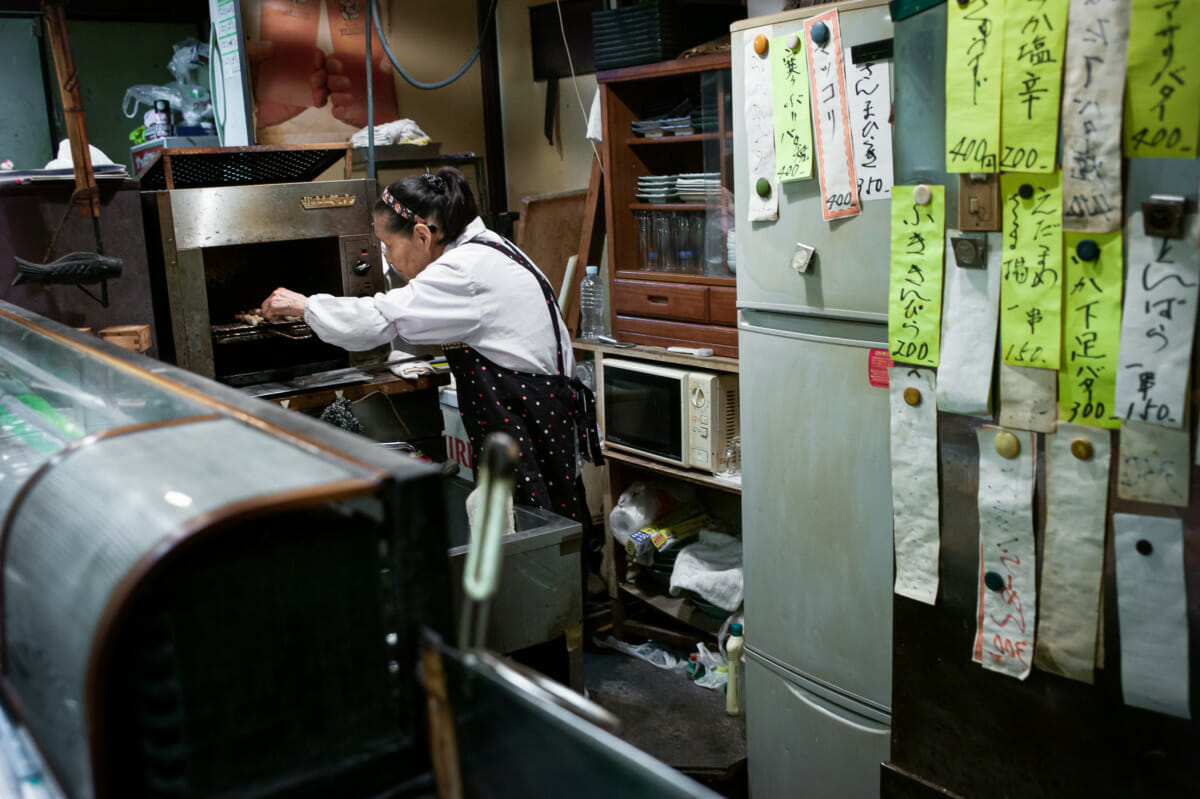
xmin=373 ymin=166 xmax=478 ymax=243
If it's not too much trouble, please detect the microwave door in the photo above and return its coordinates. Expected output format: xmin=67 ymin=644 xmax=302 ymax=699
xmin=599 ymin=359 xmax=690 ymax=467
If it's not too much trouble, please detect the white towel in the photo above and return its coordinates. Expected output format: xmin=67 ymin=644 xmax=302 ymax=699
xmin=669 ymin=529 xmax=743 ymax=612
xmin=586 ymin=88 xmax=603 ymax=144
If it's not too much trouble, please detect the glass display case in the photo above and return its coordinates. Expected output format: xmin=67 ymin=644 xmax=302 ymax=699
xmin=0 ymin=301 xmax=720 ymax=799
xmin=0 ymin=301 xmax=451 ymax=798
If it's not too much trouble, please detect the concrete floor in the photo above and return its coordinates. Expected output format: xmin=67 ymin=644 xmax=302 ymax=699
xmin=583 ymin=647 xmax=748 ymax=798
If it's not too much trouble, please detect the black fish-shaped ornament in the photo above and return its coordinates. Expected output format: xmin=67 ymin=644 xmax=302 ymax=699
xmin=12 ymin=252 xmax=123 ymax=287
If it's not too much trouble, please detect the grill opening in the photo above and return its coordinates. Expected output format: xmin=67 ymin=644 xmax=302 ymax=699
xmin=97 ymin=509 xmax=420 ymax=798
xmin=202 ymin=238 xmax=349 ymax=384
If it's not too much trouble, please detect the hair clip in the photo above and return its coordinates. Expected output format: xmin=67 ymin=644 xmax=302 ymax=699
xmin=421 ymin=173 xmax=447 ymax=193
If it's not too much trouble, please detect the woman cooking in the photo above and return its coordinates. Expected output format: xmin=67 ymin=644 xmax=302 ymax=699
xmin=260 ymin=167 xmax=602 ymax=521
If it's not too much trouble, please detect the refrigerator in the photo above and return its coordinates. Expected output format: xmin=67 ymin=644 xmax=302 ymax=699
xmin=730 ymin=2 xmax=908 ymax=796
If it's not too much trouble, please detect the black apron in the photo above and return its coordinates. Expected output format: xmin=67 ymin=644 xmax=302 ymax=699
xmin=444 ymin=236 xmax=603 ymax=521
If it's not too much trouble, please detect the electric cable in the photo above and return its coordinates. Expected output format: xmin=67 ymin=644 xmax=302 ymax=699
xmin=553 ymin=0 xmax=604 ymax=177
xmin=369 ymin=0 xmax=499 ymax=91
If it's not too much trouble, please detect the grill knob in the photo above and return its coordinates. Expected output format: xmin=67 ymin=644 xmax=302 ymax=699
xmin=352 ymin=259 xmax=372 ymax=276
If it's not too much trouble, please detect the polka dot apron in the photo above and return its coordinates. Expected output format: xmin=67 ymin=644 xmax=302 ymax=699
xmin=444 ymin=236 xmax=603 ymax=521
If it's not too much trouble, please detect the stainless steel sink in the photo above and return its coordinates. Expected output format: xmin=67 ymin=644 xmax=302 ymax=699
xmin=442 ymin=477 xmax=583 ymax=688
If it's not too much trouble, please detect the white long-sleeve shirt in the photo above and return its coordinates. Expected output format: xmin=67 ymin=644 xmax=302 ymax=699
xmin=305 ymin=217 xmax=575 ymax=376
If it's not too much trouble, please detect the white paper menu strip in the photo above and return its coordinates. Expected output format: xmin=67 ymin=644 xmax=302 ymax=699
xmin=974 ymin=427 xmax=1037 ymax=680
xmin=998 ymin=363 xmax=1058 ymax=433
xmin=1114 ymin=212 xmax=1200 ymax=428
xmin=804 ymin=10 xmax=860 ymax=221
xmin=937 ymin=231 xmax=1001 ymax=416
xmin=843 ymin=50 xmax=893 ymax=201
xmin=889 ymin=367 xmax=940 ymax=605
xmin=1060 ymin=0 xmax=1131 ymax=233
xmin=1034 ymin=424 xmax=1111 ymax=683
xmin=1113 ymin=513 xmax=1191 ymax=719
xmin=1117 ymin=419 xmax=1191 ymax=507
xmin=744 ymin=26 xmax=780 ymax=223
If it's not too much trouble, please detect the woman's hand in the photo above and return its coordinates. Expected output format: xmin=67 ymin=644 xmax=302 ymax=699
xmin=260 ymin=287 xmax=308 ymax=321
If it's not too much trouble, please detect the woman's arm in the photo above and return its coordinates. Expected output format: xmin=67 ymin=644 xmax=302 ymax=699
xmin=260 ymin=261 xmax=483 ymax=352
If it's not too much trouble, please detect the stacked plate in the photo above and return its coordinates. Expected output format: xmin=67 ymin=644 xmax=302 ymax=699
xmin=675 ymin=172 xmax=721 ymax=203
xmin=636 ymin=174 xmax=677 ymax=203
xmin=631 ymin=115 xmax=694 ymax=138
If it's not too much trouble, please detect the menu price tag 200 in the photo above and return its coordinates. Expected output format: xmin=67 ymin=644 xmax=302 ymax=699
xmin=888 ymin=186 xmax=946 ymax=368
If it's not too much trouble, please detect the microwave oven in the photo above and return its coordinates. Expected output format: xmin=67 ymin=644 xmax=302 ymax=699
xmin=596 ymin=357 xmax=739 ymax=474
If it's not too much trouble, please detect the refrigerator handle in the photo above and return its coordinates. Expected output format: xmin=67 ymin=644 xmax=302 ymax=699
xmin=783 ymin=681 xmax=890 ymax=736
xmin=737 ymin=317 xmax=886 ymax=350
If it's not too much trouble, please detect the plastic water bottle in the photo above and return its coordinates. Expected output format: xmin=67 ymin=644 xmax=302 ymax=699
xmin=579 ymin=265 xmax=605 ymax=340
xmin=725 ymin=622 xmax=744 ymax=716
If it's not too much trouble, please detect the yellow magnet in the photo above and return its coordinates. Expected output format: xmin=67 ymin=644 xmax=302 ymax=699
xmin=1070 ymin=438 xmax=1094 ymax=461
xmin=903 ymin=387 xmax=922 ymax=406
xmin=754 ymin=34 xmax=769 ymax=56
xmin=994 ymin=431 xmax=1020 ymax=459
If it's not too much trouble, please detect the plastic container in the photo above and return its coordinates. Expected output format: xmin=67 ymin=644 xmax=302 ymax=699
xmin=725 ymin=621 xmax=743 ymax=716
xmin=579 ymin=265 xmax=605 ymax=340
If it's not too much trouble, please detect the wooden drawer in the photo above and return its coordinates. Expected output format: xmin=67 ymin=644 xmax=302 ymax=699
xmin=612 ymin=279 xmax=708 ymax=322
xmin=709 ymin=287 xmax=737 ymax=326
xmin=614 ymin=315 xmax=739 ymax=357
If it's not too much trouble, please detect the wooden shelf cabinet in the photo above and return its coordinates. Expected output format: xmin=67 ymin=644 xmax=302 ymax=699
xmin=598 ymin=55 xmax=737 ymax=357
xmin=577 ymin=341 xmax=741 ymax=644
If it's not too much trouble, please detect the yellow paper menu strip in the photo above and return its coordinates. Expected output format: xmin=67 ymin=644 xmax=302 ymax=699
xmin=1000 ymin=172 xmax=1064 ymax=369
xmin=1059 ymin=231 xmax=1123 ymax=428
xmin=1000 ymin=0 xmax=1069 ymax=173
xmin=889 ymin=186 xmax=946 ymax=367
xmin=1123 ymin=0 xmax=1200 ymax=158
xmin=945 ymin=0 xmax=1003 ymax=172
xmin=771 ymin=35 xmax=814 ymax=182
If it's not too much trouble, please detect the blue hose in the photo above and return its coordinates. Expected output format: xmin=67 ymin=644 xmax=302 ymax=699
xmin=369 ymin=0 xmax=498 ymax=91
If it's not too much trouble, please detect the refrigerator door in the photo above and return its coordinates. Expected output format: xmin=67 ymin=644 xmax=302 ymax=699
xmin=732 ymin=1 xmax=895 ymax=321
xmin=746 ymin=647 xmax=891 ymax=799
xmin=739 ymin=309 xmax=893 ymax=710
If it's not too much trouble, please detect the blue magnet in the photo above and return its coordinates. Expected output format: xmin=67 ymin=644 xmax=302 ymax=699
xmin=984 ymin=571 xmax=1005 ymax=592
xmin=1136 ymin=539 xmax=1153 ymax=556
xmin=811 ymin=21 xmax=830 ymax=46
xmin=1075 ymin=238 xmax=1100 ymax=262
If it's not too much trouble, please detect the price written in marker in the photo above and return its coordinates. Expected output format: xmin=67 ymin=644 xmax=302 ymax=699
xmin=888 ymin=186 xmax=946 ymax=367
xmin=1000 ymin=173 xmax=1064 ymax=369
xmin=945 ymin=0 xmax=1003 ymax=172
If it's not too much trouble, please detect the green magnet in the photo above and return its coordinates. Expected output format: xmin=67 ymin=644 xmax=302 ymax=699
xmin=756 ymin=177 xmax=771 ymax=198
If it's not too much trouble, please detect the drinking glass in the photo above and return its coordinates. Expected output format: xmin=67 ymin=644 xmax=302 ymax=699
xmin=652 ymin=211 xmax=675 ymax=272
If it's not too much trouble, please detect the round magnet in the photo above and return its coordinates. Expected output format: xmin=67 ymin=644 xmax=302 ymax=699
xmin=756 ymin=177 xmax=772 ymax=198
xmin=957 ymin=0 xmax=970 ymax=6
xmin=994 ymin=430 xmax=1021 ymax=459
xmin=1070 ymin=438 xmax=1094 ymax=460
xmin=754 ymin=33 xmax=769 ymax=56
xmin=913 ymin=184 xmax=933 ymax=206
xmin=984 ymin=571 xmax=1005 ymax=592
xmin=1136 ymin=539 xmax=1153 ymax=556
xmin=903 ymin=387 xmax=921 ymax=406
xmin=811 ymin=21 xmax=829 ymax=46
xmin=1075 ymin=238 xmax=1100 ymax=262
xmin=1018 ymin=183 xmax=1035 ymax=200
xmin=786 ymin=32 xmax=800 ymax=51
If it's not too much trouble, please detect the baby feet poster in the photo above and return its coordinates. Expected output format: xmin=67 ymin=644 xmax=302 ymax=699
xmin=244 ymin=0 xmax=400 ymax=144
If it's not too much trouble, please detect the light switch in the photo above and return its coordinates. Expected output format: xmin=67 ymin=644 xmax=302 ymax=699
xmin=958 ymin=173 xmax=1000 ymax=231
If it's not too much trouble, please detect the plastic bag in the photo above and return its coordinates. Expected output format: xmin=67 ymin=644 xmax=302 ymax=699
xmin=593 ymin=635 xmax=687 ymax=671
xmin=608 ymin=480 xmax=697 ymax=548
xmin=693 ymin=642 xmax=728 ymax=690
xmin=123 ymin=39 xmax=213 ymax=127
